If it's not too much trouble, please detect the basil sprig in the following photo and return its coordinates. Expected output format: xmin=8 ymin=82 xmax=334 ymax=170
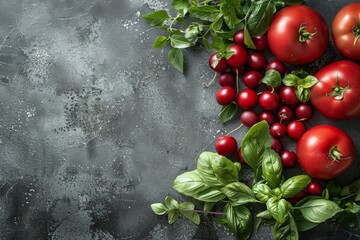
xmin=282 ymin=70 xmax=318 ymax=102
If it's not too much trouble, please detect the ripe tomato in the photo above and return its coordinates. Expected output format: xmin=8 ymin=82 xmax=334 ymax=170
xmin=311 ymin=60 xmax=360 ymax=120
xmin=297 ymin=125 xmax=356 ymax=180
xmin=267 ymin=5 xmax=329 ymax=65
xmin=332 ymin=2 xmax=360 ymax=60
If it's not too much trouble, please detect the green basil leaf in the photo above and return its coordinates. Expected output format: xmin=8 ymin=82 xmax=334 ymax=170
xmin=345 ymin=202 xmax=360 ymax=214
xmin=197 ymin=152 xmax=239 ymax=187
xmin=168 ymin=48 xmax=184 ymax=73
xmin=165 ymin=196 xmax=179 ymax=209
xmin=273 ymin=213 xmax=299 ymax=240
xmin=282 ymin=0 xmax=304 ymax=5
xmin=224 ymin=204 xmax=253 ymax=240
xmin=301 ymin=75 xmax=318 ymax=88
xmin=326 ymin=180 xmax=341 ymax=198
xmin=282 ymin=74 xmax=299 ymax=87
xmin=244 ymin=26 xmax=256 ymax=49
xmin=261 ymin=148 xmax=282 ymax=188
xmin=167 ymin=208 xmax=180 ymax=224
xmin=241 ymin=121 xmax=271 ymax=170
xmin=291 ymin=69 xmax=309 ymax=79
xmin=293 ymin=213 xmax=319 ymax=232
xmin=179 ymin=202 xmax=200 ymax=224
xmin=151 ymin=203 xmax=168 ymax=215
xmin=280 ymin=175 xmax=311 ymax=198
xmin=256 ymin=209 xmax=273 ymax=219
xmin=212 ymin=33 xmax=226 ymax=51
xmin=262 ymin=69 xmax=282 ymax=87
xmin=152 ymin=36 xmax=168 ymax=48
xmin=247 ymin=0 xmax=276 ymax=36
xmin=172 ymin=170 xmax=226 ymax=202
xmin=143 ymin=10 xmax=170 ymax=26
xmin=221 ymin=2 xmax=241 ymax=29
xmin=252 ymin=183 xmax=274 ymax=202
xmin=335 ymin=211 xmax=359 ymax=228
xmin=171 ymin=0 xmax=191 ymax=15
xmin=348 ymin=178 xmax=360 ymax=201
xmin=298 ymin=198 xmax=343 ymax=223
xmin=267 ymin=197 xmax=292 ymax=223
xmin=203 ymin=202 xmax=216 ymax=216
xmin=211 ymin=15 xmax=224 ymax=31
xmin=189 ymin=6 xmax=221 ymax=22
xmin=221 ymin=182 xmax=258 ymax=205
xmin=170 ymin=34 xmax=193 ymax=48
xmin=201 ymin=38 xmax=212 ymax=50
xmin=184 ymin=23 xmax=203 ymax=44
xmin=322 ymin=188 xmax=330 ymax=199
xmin=234 ymin=162 xmax=241 ymax=172
xmin=219 ymin=102 xmax=238 ymax=124
xmin=295 ymin=86 xmax=310 ymax=103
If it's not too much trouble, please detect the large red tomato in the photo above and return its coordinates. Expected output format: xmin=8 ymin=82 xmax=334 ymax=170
xmin=267 ymin=5 xmax=329 ymax=65
xmin=332 ymin=2 xmax=360 ymax=60
xmin=311 ymin=60 xmax=360 ymax=120
xmin=297 ymin=125 xmax=356 ymax=180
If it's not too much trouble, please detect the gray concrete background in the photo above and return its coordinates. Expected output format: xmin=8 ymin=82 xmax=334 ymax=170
xmin=0 ymin=0 xmax=359 ymax=239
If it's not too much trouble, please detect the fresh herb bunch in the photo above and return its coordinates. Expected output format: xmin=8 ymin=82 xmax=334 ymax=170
xmin=143 ymin=0 xmax=304 ymax=73
xmin=151 ymin=121 xmax=360 ymax=239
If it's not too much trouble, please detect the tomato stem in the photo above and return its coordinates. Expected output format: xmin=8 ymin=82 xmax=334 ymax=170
xmin=326 ymin=74 xmax=349 ymax=101
xmin=351 ymin=17 xmax=360 ymax=46
xmin=298 ymin=25 xmax=316 ymax=42
xmin=329 ymin=145 xmax=343 ymax=161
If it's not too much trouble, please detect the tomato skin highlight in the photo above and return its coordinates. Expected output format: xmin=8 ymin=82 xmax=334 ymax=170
xmin=332 ymin=2 xmax=360 ymax=60
xmin=297 ymin=125 xmax=356 ymax=180
xmin=267 ymin=5 xmax=329 ymax=65
xmin=311 ymin=60 xmax=360 ymax=120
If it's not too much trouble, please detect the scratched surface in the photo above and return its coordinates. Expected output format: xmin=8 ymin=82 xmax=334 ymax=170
xmin=0 ymin=0 xmax=359 ymax=239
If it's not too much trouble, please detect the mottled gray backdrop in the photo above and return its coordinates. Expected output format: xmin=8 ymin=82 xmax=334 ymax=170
xmin=0 ymin=0 xmax=359 ymax=239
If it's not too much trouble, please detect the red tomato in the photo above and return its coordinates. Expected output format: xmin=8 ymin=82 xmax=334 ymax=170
xmin=297 ymin=125 xmax=356 ymax=180
xmin=332 ymin=2 xmax=360 ymax=60
xmin=311 ymin=60 xmax=360 ymax=120
xmin=267 ymin=5 xmax=329 ymax=65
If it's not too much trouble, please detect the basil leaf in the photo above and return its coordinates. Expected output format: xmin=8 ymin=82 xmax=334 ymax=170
xmin=247 ymin=0 xmax=276 ymax=36
xmin=172 ymin=170 xmax=226 ymax=202
xmin=295 ymin=86 xmax=310 ymax=103
xmin=253 ymin=183 xmax=274 ymax=202
xmin=152 ymin=36 xmax=168 ymax=48
xmin=244 ymin=25 xmax=256 ymax=49
xmin=282 ymin=74 xmax=299 ymax=87
xmin=171 ymin=0 xmax=191 ymax=15
xmin=302 ymin=75 xmax=318 ymax=88
xmin=143 ymin=10 xmax=170 ymax=26
xmin=167 ymin=208 xmax=180 ymax=224
xmin=197 ymin=152 xmax=239 ymax=187
xmin=170 ymin=34 xmax=193 ymax=48
xmin=280 ymin=175 xmax=311 ymax=198
xmin=256 ymin=209 xmax=273 ymax=219
xmin=168 ymin=48 xmax=184 ymax=73
xmin=179 ymin=202 xmax=200 ymax=224
xmin=326 ymin=180 xmax=341 ymax=198
xmin=335 ymin=211 xmax=359 ymax=228
xmin=345 ymin=202 xmax=360 ymax=214
xmin=219 ymin=103 xmax=238 ymax=124
xmin=203 ymin=202 xmax=216 ymax=216
xmin=298 ymin=198 xmax=343 ymax=223
xmin=212 ymin=33 xmax=226 ymax=51
xmin=211 ymin=15 xmax=224 ymax=31
xmin=267 ymin=197 xmax=292 ymax=223
xmin=291 ymin=69 xmax=309 ymax=79
xmin=165 ymin=196 xmax=179 ymax=209
xmin=151 ymin=203 xmax=168 ymax=215
xmin=273 ymin=213 xmax=299 ymax=240
xmin=184 ymin=23 xmax=203 ymax=44
xmin=189 ymin=6 xmax=221 ymax=22
xmin=241 ymin=121 xmax=271 ymax=170
xmin=262 ymin=69 xmax=282 ymax=88
xmin=261 ymin=148 xmax=282 ymax=188
xmin=224 ymin=204 xmax=253 ymax=240
xmin=202 ymin=38 xmax=212 ymax=50
xmin=221 ymin=182 xmax=258 ymax=205
xmin=293 ymin=213 xmax=319 ymax=232
xmin=221 ymin=2 xmax=241 ymax=30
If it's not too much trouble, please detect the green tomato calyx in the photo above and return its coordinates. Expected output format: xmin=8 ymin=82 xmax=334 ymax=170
xmin=351 ymin=17 xmax=360 ymax=46
xmin=298 ymin=25 xmax=316 ymax=42
xmin=326 ymin=74 xmax=349 ymax=101
xmin=329 ymin=145 xmax=343 ymax=161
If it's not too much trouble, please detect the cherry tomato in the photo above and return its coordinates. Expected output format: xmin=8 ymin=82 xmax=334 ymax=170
xmin=267 ymin=5 xmax=329 ymax=65
xmin=240 ymin=110 xmax=258 ymax=127
xmin=332 ymin=2 xmax=360 ymax=60
xmin=216 ymin=86 xmax=236 ymax=105
xmin=209 ymin=53 xmax=229 ymax=73
xmin=243 ymin=70 xmax=262 ymax=89
xmin=287 ymin=189 xmax=308 ymax=205
xmin=295 ymin=103 xmax=314 ymax=121
xmin=270 ymin=122 xmax=287 ymax=139
xmin=307 ymin=182 xmax=323 ymax=196
xmin=259 ymin=111 xmax=275 ymax=125
xmin=252 ymin=34 xmax=268 ymax=51
xmin=287 ymin=121 xmax=306 ymax=141
xmin=237 ymin=89 xmax=258 ymax=109
xmin=218 ymin=72 xmax=236 ymax=87
xmin=233 ymin=30 xmax=245 ymax=46
xmin=259 ymin=91 xmax=280 ymax=111
xmin=226 ymin=45 xmax=248 ymax=69
xmin=215 ymin=136 xmax=237 ymax=156
xmin=297 ymin=125 xmax=356 ymax=180
xmin=311 ymin=60 xmax=360 ymax=120
xmin=248 ymin=52 xmax=267 ymax=70
xmin=277 ymin=106 xmax=293 ymax=122
xmin=266 ymin=59 xmax=287 ymax=76
xmin=280 ymin=86 xmax=298 ymax=105
xmin=237 ymin=147 xmax=247 ymax=165
xmin=280 ymin=150 xmax=297 ymax=168
xmin=271 ymin=137 xmax=283 ymax=154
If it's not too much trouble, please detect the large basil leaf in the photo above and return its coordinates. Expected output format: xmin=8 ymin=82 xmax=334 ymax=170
xmin=168 ymin=48 xmax=184 ymax=73
xmin=220 ymin=1 xmax=241 ymax=29
xmin=189 ymin=6 xmax=221 ymax=22
xmin=267 ymin=197 xmax=292 ymax=223
xmin=293 ymin=213 xmax=319 ymax=232
xmin=197 ymin=152 xmax=239 ymax=187
xmin=262 ymin=69 xmax=282 ymax=88
xmin=252 ymin=183 xmax=275 ymax=202
xmin=143 ymin=10 xmax=170 ymax=26
xmin=224 ymin=203 xmax=253 ymax=240
xmin=273 ymin=213 xmax=299 ymax=240
xmin=298 ymin=198 xmax=343 ymax=223
xmin=241 ymin=121 xmax=271 ymax=170
xmin=247 ymin=0 xmax=276 ymax=36
xmin=261 ymin=148 xmax=282 ymax=188
xmin=280 ymin=175 xmax=311 ymax=198
xmin=221 ymin=182 xmax=258 ymax=205
xmin=219 ymin=102 xmax=238 ymax=124
xmin=172 ymin=170 xmax=226 ymax=202
xmin=170 ymin=34 xmax=193 ymax=48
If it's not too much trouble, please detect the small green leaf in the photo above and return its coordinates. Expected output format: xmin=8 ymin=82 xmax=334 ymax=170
xmin=241 ymin=121 xmax=271 ymax=170
xmin=262 ymin=69 xmax=282 ymax=88
xmin=273 ymin=213 xmax=299 ymax=240
xmin=297 ymin=198 xmax=343 ymax=223
xmin=247 ymin=0 xmax=277 ymax=36
xmin=295 ymin=86 xmax=310 ymax=103
xmin=253 ymin=183 xmax=275 ymax=202
xmin=151 ymin=203 xmax=168 ymax=215
xmin=327 ymin=180 xmax=341 ymax=198
xmin=179 ymin=202 xmax=200 ymax=224
xmin=219 ymin=103 xmax=238 ymax=124
xmin=221 ymin=2 xmax=241 ymax=29
xmin=267 ymin=197 xmax=292 ymax=223
xmin=165 ymin=196 xmax=179 ymax=209
xmin=291 ymin=70 xmax=309 ymax=79
xmin=221 ymin=182 xmax=258 ymax=205
xmin=212 ymin=33 xmax=226 ymax=51
xmin=211 ymin=15 xmax=224 ymax=31
xmin=189 ymin=6 xmax=221 ymax=22
xmin=302 ymin=75 xmax=318 ymax=88
xmin=167 ymin=208 xmax=180 ymax=224
xmin=282 ymin=74 xmax=299 ymax=87
xmin=171 ymin=0 xmax=191 ymax=15
xmin=244 ymin=26 xmax=256 ymax=49
xmin=201 ymin=38 xmax=212 ymax=50
xmin=168 ymin=48 xmax=184 ymax=73
xmin=184 ymin=23 xmax=203 ymax=44
xmin=224 ymin=204 xmax=253 ymax=240
xmin=280 ymin=175 xmax=311 ymax=198
xmin=345 ymin=202 xmax=360 ymax=214
xmin=335 ymin=211 xmax=359 ymax=228
xmin=143 ymin=10 xmax=170 ymax=26
xmin=261 ymin=148 xmax=282 ymax=188
xmin=170 ymin=34 xmax=193 ymax=48
xmin=256 ymin=209 xmax=273 ymax=219
xmin=152 ymin=36 xmax=168 ymax=48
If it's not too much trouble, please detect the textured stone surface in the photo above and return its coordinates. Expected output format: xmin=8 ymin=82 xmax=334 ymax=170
xmin=0 ymin=0 xmax=359 ymax=239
